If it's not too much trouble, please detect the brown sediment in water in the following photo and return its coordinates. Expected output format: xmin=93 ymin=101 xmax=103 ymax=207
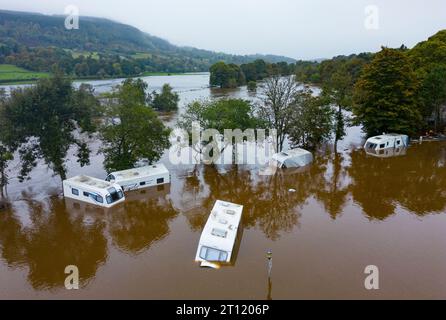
xmin=0 ymin=141 xmax=445 ymax=299
xmin=1 ymin=74 xmax=446 ymax=299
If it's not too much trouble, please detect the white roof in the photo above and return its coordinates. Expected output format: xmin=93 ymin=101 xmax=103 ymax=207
xmin=199 ymin=200 xmax=243 ymax=253
xmin=111 ymin=164 xmax=169 ymax=181
xmin=272 ymin=148 xmax=311 ymax=162
xmin=64 ymin=175 xmax=117 ymax=191
xmin=367 ymin=134 xmax=407 ymax=144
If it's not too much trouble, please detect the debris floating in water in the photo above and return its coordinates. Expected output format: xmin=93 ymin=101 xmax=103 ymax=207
xmin=289 ymin=189 xmax=296 ymax=193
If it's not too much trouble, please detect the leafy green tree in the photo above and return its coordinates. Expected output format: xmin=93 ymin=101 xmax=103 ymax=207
xmin=322 ymin=66 xmax=353 ymax=150
xmin=178 ymin=99 xmax=260 ymax=162
xmin=101 ymin=79 xmax=171 ymax=172
xmin=353 ymin=48 xmax=422 ymax=136
xmin=256 ymin=76 xmax=300 ymax=152
xmin=209 ymin=62 xmax=245 ymax=88
xmin=288 ymin=89 xmax=334 ymax=150
xmin=1 ymin=73 xmax=98 ymax=182
xmin=247 ymin=81 xmax=257 ymax=91
xmin=151 ymin=84 xmax=180 ymax=112
xmin=418 ymin=65 xmax=446 ymax=131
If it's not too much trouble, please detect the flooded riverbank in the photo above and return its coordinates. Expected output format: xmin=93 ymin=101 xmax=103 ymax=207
xmin=1 ymin=74 xmax=446 ymax=299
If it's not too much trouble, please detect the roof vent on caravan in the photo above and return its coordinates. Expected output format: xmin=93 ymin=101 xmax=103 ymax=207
xmin=106 ymin=164 xmax=170 ymax=192
xmin=195 ymin=200 xmax=244 ymax=269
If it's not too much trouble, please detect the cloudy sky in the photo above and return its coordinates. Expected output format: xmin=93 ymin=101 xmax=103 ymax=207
xmin=1 ymin=0 xmax=445 ymax=59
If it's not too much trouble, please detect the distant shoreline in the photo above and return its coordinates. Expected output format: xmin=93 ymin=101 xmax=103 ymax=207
xmin=0 ymin=71 xmax=209 ymax=86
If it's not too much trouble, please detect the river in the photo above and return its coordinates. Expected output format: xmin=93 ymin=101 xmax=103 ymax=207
xmin=0 ymin=73 xmax=445 ymax=299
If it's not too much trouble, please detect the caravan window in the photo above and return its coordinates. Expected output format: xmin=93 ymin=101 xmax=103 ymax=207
xmin=157 ymin=178 xmax=164 ymax=184
xmin=379 ymin=144 xmax=385 ymax=149
xmin=199 ymin=247 xmax=228 ymax=262
xmin=72 ymin=188 xmax=79 ymax=196
xmin=106 ymin=187 xmax=124 ymax=204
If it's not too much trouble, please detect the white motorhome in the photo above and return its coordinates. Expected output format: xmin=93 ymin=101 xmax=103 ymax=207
xmin=63 ymin=175 xmax=125 ymax=208
xmin=106 ymin=164 xmax=170 ymax=192
xmin=364 ymin=134 xmax=409 ymax=154
xmin=195 ymin=200 xmax=244 ymax=268
xmin=270 ymin=148 xmax=313 ymax=169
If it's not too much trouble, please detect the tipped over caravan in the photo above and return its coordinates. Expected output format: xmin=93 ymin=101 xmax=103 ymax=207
xmin=195 ymin=200 xmax=244 ymax=269
xmin=63 ymin=175 xmax=125 ymax=208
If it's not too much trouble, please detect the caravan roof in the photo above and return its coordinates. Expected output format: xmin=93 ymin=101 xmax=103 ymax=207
xmin=195 ymin=200 xmax=244 ymax=265
xmin=271 ymin=148 xmax=313 ymax=168
xmin=65 ymin=175 xmax=117 ymax=192
xmin=111 ymin=164 xmax=169 ymax=181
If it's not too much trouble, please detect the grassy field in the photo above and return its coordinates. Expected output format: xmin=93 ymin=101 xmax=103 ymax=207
xmin=132 ymin=52 xmax=152 ymax=59
xmin=0 ymin=64 xmax=49 ymax=84
xmin=141 ymin=71 xmax=187 ymax=76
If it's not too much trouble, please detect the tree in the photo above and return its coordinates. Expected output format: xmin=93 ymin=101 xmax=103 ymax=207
xmin=100 ymin=79 xmax=171 ymax=172
xmin=209 ymin=62 xmax=245 ymax=88
xmin=1 ymin=73 xmax=98 ymax=182
xmin=247 ymin=81 xmax=257 ymax=92
xmin=177 ymin=99 xmax=260 ymax=163
xmin=323 ymin=65 xmax=353 ymax=151
xmin=0 ymin=89 xmax=13 ymax=196
xmin=288 ymin=89 xmax=334 ymax=150
xmin=418 ymin=65 xmax=446 ymax=131
xmin=256 ymin=76 xmax=300 ymax=152
xmin=151 ymin=84 xmax=180 ymax=112
xmin=353 ymin=48 xmax=422 ymax=136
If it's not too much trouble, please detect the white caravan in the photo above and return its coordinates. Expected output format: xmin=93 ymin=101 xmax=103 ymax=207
xmin=364 ymin=134 xmax=409 ymax=154
xmin=270 ymin=148 xmax=313 ymax=169
xmin=195 ymin=200 xmax=244 ymax=269
xmin=106 ymin=164 xmax=170 ymax=192
xmin=63 ymin=175 xmax=125 ymax=208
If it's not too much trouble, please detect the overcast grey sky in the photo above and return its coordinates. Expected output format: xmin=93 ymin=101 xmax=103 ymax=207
xmin=1 ymin=0 xmax=445 ymax=59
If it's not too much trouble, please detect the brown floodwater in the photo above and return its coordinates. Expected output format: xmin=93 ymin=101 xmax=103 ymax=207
xmin=1 ymin=74 xmax=446 ymax=299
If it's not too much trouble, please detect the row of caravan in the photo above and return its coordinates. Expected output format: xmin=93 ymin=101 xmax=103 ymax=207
xmin=63 ymin=164 xmax=171 ymax=208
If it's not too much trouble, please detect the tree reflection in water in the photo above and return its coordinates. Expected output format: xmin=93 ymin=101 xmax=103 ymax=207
xmin=0 ymin=142 xmax=445 ymax=291
xmin=108 ymin=186 xmax=178 ymax=255
xmin=0 ymin=196 xmax=107 ymax=290
xmin=348 ymin=142 xmax=446 ymax=220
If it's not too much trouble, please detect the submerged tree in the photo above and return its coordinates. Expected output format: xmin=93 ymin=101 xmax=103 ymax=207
xmin=418 ymin=65 xmax=446 ymax=131
xmin=0 ymin=73 xmax=99 ymax=183
xmin=288 ymin=89 xmax=334 ymax=150
xmin=101 ymin=78 xmax=171 ymax=172
xmin=256 ymin=76 xmax=300 ymax=152
xmin=322 ymin=66 xmax=353 ymax=151
xmin=151 ymin=84 xmax=180 ymax=112
xmin=177 ymin=98 xmax=260 ymax=163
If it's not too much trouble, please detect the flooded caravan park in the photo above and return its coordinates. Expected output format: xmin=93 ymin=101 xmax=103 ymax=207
xmin=0 ymin=74 xmax=446 ymax=299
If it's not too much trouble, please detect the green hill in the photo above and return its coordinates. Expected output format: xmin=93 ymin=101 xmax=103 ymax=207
xmin=0 ymin=10 xmax=295 ymax=81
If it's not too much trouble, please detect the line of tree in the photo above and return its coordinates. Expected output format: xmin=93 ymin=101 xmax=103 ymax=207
xmin=296 ymin=30 xmax=446 ymax=139
xmin=0 ymin=74 xmax=173 ymax=197
xmin=180 ymin=75 xmax=336 ymax=156
xmin=209 ymin=59 xmax=295 ymax=89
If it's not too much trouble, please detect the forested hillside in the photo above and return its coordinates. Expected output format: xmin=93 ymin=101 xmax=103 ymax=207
xmin=0 ymin=10 xmax=295 ymax=81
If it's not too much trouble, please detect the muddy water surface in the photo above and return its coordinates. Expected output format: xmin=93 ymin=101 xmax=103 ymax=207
xmin=1 ymin=74 xmax=446 ymax=299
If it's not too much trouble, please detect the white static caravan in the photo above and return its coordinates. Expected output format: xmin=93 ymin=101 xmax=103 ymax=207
xmin=364 ymin=134 xmax=409 ymax=153
xmin=270 ymin=148 xmax=313 ymax=169
xmin=106 ymin=164 xmax=170 ymax=192
xmin=195 ymin=200 xmax=244 ymax=269
xmin=63 ymin=175 xmax=125 ymax=208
